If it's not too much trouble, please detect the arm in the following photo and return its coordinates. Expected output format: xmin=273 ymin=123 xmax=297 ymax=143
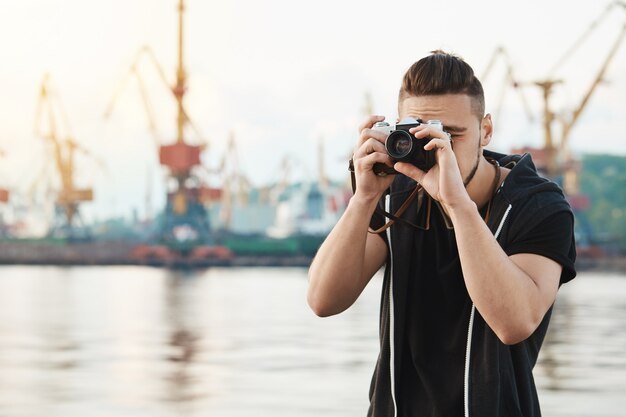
xmin=307 ymin=116 xmax=394 ymax=317
xmin=448 ymin=203 xmax=561 ymax=345
xmin=307 ymin=199 xmax=388 ymax=317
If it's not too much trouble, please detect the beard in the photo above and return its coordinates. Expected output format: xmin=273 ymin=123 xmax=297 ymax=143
xmin=463 ymin=145 xmax=482 ymax=187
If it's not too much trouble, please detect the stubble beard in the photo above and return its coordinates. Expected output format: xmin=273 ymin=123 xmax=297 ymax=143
xmin=463 ymin=145 xmax=482 ymax=187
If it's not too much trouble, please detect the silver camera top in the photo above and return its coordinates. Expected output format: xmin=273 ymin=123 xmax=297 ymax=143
xmin=421 ymin=119 xmax=443 ymax=131
xmin=372 ymin=121 xmax=393 ymax=135
xmin=373 ymin=118 xmax=443 ymax=135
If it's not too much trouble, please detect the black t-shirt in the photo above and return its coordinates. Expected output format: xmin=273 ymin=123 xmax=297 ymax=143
xmin=369 ymin=198 xmax=575 ymax=417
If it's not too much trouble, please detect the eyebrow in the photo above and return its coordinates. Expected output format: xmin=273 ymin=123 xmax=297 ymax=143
xmin=444 ymin=125 xmax=467 ymax=133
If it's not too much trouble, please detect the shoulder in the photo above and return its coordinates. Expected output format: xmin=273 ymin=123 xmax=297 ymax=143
xmin=497 ymin=187 xmax=573 ymax=246
xmin=508 ymin=187 xmax=572 ymax=228
xmin=495 ymin=153 xmax=572 ymax=229
xmin=496 ymin=187 xmax=577 ymax=285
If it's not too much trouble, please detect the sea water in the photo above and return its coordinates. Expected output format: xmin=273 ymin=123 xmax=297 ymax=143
xmin=0 ymin=266 xmax=623 ymax=417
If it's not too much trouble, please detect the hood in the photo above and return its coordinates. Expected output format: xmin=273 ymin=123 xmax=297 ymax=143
xmin=484 ymin=149 xmax=565 ymax=204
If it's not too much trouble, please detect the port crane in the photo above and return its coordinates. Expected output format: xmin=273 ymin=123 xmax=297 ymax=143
xmin=105 ymin=0 xmax=214 ymax=251
xmin=33 ymin=74 xmax=99 ymax=237
xmin=490 ymin=0 xmax=626 ymax=212
xmin=481 ymin=46 xmax=534 ymax=127
xmin=530 ymin=1 xmax=626 ymax=180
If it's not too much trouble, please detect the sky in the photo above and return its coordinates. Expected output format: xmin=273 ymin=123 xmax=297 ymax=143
xmin=0 ymin=0 xmax=625 ymax=222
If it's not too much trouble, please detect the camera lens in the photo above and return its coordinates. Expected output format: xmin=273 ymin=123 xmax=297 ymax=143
xmin=386 ymin=130 xmax=413 ymax=159
xmin=394 ymin=137 xmax=411 ymax=155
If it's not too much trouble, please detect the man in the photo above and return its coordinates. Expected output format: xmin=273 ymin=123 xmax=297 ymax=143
xmin=307 ymin=51 xmax=576 ymax=417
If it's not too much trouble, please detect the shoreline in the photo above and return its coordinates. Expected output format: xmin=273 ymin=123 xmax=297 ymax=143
xmin=0 ymin=240 xmax=623 ymax=271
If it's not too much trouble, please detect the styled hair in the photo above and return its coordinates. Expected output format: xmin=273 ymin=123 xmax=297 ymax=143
xmin=399 ymin=50 xmax=485 ymax=119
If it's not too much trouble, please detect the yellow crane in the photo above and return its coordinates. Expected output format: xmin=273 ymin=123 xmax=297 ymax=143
xmin=33 ymin=74 xmax=97 ymax=235
xmin=105 ymin=0 xmax=214 ymax=249
xmin=532 ymin=1 xmax=626 ymax=179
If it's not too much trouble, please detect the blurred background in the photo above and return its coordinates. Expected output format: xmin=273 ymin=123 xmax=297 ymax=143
xmin=0 ymin=0 xmax=624 ymax=415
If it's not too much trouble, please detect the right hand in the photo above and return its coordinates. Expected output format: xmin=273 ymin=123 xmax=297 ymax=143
xmin=352 ymin=115 xmax=395 ymax=202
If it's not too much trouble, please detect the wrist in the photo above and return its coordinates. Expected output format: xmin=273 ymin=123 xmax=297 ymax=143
xmin=350 ymin=191 xmax=381 ymax=213
xmin=446 ymin=199 xmax=478 ymax=224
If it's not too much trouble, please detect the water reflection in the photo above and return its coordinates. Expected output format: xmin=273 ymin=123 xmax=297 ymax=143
xmin=162 ymin=272 xmax=202 ymax=408
xmin=536 ymin=273 xmax=626 ymax=417
xmin=0 ymin=267 xmax=624 ymax=416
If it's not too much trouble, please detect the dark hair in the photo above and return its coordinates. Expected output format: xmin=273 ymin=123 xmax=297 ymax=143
xmin=399 ymin=50 xmax=485 ymax=119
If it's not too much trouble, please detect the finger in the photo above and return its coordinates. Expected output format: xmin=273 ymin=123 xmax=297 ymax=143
xmin=394 ymin=161 xmax=426 ymax=183
xmin=354 ymin=138 xmax=387 ymax=158
xmin=358 ymin=115 xmax=386 ymax=133
xmin=409 ymin=125 xmax=449 ymax=141
xmin=423 ymin=137 xmax=453 ymax=152
xmin=355 ymin=151 xmax=394 ymax=173
xmin=357 ymin=128 xmax=388 ymax=149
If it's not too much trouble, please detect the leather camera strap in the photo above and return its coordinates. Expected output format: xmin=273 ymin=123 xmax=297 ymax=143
xmin=348 ymin=156 xmax=501 ymax=234
xmin=349 ymin=158 xmax=424 ymax=233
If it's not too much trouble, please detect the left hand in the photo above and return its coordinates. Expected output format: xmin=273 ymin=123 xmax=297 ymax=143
xmin=393 ymin=125 xmax=471 ymax=210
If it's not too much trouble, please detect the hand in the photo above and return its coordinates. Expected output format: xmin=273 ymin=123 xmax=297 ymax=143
xmin=393 ymin=125 xmax=471 ymax=210
xmin=352 ymin=115 xmax=395 ymax=203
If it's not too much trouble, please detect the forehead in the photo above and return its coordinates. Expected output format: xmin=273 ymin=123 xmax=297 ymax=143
xmin=398 ymin=94 xmax=476 ymax=124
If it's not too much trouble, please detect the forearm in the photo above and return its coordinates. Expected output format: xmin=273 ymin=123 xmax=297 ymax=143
xmin=449 ymin=203 xmax=547 ymax=344
xmin=308 ymin=194 xmax=384 ymax=317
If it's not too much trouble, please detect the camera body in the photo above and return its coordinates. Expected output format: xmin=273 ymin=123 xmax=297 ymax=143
xmin=373 ymin=118 xmax=444 ymax=172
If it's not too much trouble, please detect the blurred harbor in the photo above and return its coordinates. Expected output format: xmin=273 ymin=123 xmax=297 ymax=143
xmin=0 ymin=1 xmax=625 ymax=268
xmin=0 ymin=2 xmax=624 ymax=417
xmin=0 ymin=0 xmax=355 ymax=267
xmin=0 ymin=266 xmax=623 ymax=417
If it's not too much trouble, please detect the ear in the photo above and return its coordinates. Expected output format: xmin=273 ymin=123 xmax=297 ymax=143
xmin=480 ymin=114 xmax=493 ymax=147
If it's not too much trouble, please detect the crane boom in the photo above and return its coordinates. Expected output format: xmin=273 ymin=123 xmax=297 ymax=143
xmin=175 ymin=0 xmax=186 ymax=144
xmin=481 ymin=46 xmax=534 ymax=123
xmin=548 ymin=1 xmax=626 ymax=75
xmin=531 ymin=1 xmax=626 ymax=176
xmin=560 ymin=23 xmax=626 ymax=149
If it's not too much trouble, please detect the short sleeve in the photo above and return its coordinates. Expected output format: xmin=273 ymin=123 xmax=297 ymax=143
xmin=504 ymin=210 xmax=577 ymax=285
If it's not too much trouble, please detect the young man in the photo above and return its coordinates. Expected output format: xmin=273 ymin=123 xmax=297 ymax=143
xmin=307 ymin=51 xmax=576 ymax=417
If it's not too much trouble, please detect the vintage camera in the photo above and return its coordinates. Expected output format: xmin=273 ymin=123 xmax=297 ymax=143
xmin=372 ymin=118 xmax=444 ymax=174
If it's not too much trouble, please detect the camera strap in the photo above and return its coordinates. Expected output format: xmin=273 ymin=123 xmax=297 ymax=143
xmin=348 ymin=156 xmax=501 ymax=234
xmin=348 ymin=158 xmax=426 ymax=233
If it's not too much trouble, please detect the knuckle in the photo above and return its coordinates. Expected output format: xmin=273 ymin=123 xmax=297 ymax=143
xmin=357 ymin=140 xmax=370 ymax=153
xmin=362 ymin=127 xmax=373 ymax=136
xmin=369 ymin=139 xmax=384 ymax=152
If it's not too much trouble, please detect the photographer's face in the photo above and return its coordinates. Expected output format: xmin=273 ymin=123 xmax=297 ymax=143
xmin=398 ymin=94 xmax=492 ymax=184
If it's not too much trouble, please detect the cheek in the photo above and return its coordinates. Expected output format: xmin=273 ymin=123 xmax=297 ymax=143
xmin=450 ymin=132 xmax=480 ymax=154
xmin=451 ymin=141 xmax=479 ymax=171
xmin=451 ymin=139 xmax=474 ymax=156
